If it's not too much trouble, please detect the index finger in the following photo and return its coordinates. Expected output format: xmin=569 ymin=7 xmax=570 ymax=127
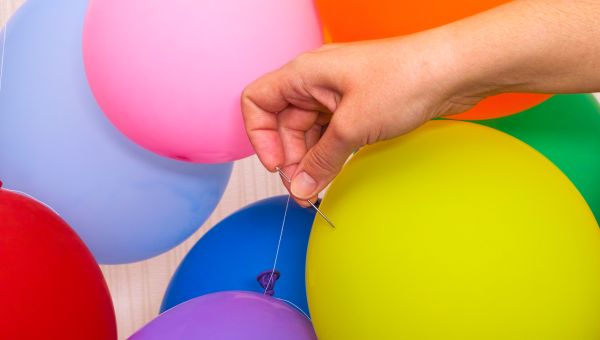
xmin=241 ymin=69 xmax=290 ymax=171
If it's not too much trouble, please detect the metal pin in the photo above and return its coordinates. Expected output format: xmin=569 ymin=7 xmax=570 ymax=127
xmin=275 ymin=167 xmax=336 ymax=228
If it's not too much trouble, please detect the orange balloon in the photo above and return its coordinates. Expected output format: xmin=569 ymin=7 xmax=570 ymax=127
xmin=314 ymin=0 xmax=552 ymax=119
xmin=451 ymin=93 xmax=551 ymax=120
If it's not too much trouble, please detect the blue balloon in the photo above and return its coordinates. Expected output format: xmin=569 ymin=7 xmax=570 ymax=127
xmin=0 ymin=0 xmax=232 ymax=264
xmin=161 ymin=196 xmax=314 ymax=316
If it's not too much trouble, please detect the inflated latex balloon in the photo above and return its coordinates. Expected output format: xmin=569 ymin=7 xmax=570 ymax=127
xmin=132 ymin=291 xmax=316 ymax=340
xmin=0 ymin=184 xmax=117 ymax=339
xmin=317 ymin=0 xmax=507 ymax=41
xmin=162 ymin=196 xmax=315 ymax=315
xmin=83 ymin=0 xmax=323 ymax=163
xmin=0 ymin=0 xmax=232 ymax=264
xmin=307 ymin=121 xmax=600 ymax=339
xmin=315 ymin=0 xmax=550 ymax=119
xmin=471 ymin=94 xmax=600 ymax=222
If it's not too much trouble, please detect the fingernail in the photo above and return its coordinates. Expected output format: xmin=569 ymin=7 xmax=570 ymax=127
xmin=291 ymin=172 xmax=317 ymax=199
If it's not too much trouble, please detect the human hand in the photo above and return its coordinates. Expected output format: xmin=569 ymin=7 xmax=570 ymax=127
xmin=242 ymin=0 xmax=600 ymax=207
xmin=241 ymin=32 xmax=482 ymax=206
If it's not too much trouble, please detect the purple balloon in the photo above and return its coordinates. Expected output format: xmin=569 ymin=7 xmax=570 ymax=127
xmin=130 ymin=291 xmax=317 ymax=340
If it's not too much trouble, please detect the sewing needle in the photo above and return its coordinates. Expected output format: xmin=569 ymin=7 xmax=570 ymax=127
xmin=275 ymin=167 xmax=336 ymax=228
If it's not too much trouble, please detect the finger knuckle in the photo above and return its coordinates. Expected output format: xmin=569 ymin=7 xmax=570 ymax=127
xmin=309 ymin=143 xmax=339 ymax=174
xmin=288 ymin=52 xmax=315 ymax=71
xmin=328 ymin=124 xmax=359 ymax=145
xmin=241 ymin=84 xmax=256 ymax=102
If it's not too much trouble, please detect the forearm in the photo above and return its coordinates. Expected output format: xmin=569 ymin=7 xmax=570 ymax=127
xmin=444 ymin=0 xmax=600 ymax=98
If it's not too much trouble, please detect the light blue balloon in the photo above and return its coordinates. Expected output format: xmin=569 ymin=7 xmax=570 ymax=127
xmin=0 ymin=0 xmax=232 ymax=264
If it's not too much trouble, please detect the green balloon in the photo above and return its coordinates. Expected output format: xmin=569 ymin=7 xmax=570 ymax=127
xmin=468 ymin=94 xmax=600 ymax=223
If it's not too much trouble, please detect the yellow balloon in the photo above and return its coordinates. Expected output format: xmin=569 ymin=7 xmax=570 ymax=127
xmin=306 ymin=120 xmax=600 ymax=339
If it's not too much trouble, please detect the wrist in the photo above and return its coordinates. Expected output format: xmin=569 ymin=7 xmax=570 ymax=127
xmin=437 ymin=1 xmax=573 ymax=98
xmin=398 ymin=26 xmax=495 ymax=116
xmin=437 ymin=25 xmax=509 ymax=103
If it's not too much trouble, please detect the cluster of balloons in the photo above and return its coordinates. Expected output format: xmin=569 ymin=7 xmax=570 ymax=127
xmin=306 ymin=4 xmax=600 ymax=336
xmin=149 ymin=95 xmax=600 ymax=340
xmin=3 ymin=0 xmax=600 ymax=339
xmin=138 ymin=197 xmax=317 ymax=338
xmin=161 ymin=196 xmax=315 ymax=316
xmin=303 ymin=4 xmax=600 ymax=337
xmin=1 ymin=0 xmax=321 ymax=337
xmin=0 ymin=0 xmax=232 ymax=264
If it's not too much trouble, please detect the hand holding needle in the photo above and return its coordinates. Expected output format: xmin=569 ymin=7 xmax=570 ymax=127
xmin=275 ymin=167 xmax=336 ymax=228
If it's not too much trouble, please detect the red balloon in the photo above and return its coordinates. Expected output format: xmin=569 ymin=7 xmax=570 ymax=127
xmin=0 ymin=182 xmax=117 ymax=339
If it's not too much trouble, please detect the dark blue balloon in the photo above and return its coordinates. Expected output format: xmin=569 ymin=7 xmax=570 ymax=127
xmin=161 ymin=195 xmax=315 ymax=316
xmin=0 ymin=0 xmax=232 ymax=263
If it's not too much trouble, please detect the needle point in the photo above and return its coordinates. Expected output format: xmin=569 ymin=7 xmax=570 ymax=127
xmin=274 ymin=167 xmax=336 ymax=228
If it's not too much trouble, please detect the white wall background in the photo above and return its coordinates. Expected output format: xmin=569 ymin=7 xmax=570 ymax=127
xmin=1 ymin=1 xmax=599 ymax=338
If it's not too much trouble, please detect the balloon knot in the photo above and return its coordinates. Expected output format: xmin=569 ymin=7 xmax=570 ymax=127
xmin=257 ymin=270 xmax=280 ymax=296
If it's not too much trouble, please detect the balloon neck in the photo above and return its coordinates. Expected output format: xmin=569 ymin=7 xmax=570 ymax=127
xmin=257 ymin=270 xmax=280 ymax=296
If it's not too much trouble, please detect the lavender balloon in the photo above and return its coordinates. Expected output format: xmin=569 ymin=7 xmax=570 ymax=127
xmin=130 ymin=291 xmax=317 ymax=340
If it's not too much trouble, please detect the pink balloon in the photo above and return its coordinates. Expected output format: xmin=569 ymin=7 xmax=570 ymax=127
xmin=83 ymin=0 xmax=322 ymax=163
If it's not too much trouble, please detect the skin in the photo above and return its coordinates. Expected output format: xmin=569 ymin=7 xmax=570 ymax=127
xmin=241 ymin=0 xmax=600 ymax=206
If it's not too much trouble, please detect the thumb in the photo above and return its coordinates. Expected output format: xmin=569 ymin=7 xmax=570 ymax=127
xmin=290 ymin=113 xmax=361 ymax=200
